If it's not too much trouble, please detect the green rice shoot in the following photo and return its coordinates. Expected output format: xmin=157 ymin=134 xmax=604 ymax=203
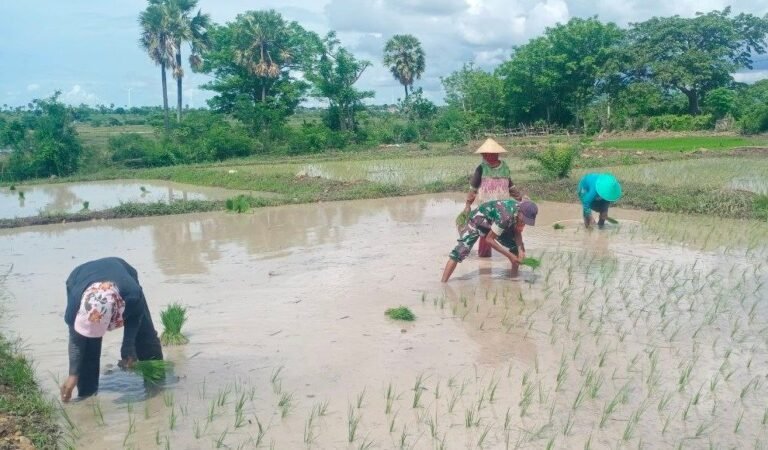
xmin=160 ymin=303 xmax=189 ymax=346
xmin=553 ymin=223 xmax=566 ymax=230
xmin=521 ymin=257 xmax=541 ymax=270
xmin=455 ymin=210 xmax=469 ymax=228
xmin=605 ymin=217 xmax=619 ymax=225
xmin=385 ymin=306 xmax=416 ymax=321
xmin=133 ymin=360 xmax=173 ymax=384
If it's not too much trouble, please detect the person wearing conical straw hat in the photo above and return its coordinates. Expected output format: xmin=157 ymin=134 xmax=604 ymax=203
xmin=577 ymin=173 xmax=622 ymax=229
xmin=463 ymin=138 xmax=522 ymax=257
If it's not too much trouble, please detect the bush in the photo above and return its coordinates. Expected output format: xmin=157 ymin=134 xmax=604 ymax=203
xmin=647 ymin=114 xmax=715 ymax=131
xmin=528 ymin=144 xmax=580 ymax=179
xmin=109 ymin=133 xmax=177 ymax=168
xmin=739 ymin=105 xmax=768 ymax=134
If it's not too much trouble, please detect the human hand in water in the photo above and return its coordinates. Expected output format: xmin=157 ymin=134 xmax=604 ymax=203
xmin=118 ymin=357 xmax=137 ymax=370
xmin=60 ymin=375 xmax=78 ymax=402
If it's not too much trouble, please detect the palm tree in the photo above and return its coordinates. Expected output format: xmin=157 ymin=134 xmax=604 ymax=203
xmin=383 ymin=34 xmax=425 ymax=99
xmin=155 ymin=0 xmax=210 ymax=122
xmin=232 ymin=11 xmax=293 ymax=102
xmin=139 ymin=3 xmax=176 ymax=130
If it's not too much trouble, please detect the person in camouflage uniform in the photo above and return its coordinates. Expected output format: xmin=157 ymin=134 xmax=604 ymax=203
xmin=442 ymin=198 xmax=538 ymax=282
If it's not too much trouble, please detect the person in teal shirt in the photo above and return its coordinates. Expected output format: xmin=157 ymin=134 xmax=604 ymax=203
xmin=578 ymin=173 xmax=622 ymax=229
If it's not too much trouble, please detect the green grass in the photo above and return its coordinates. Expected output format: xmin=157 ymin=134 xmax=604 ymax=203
xmin=385 ymin=307 xmax=416 ymax=321
xmin=160 ymin=303 xmax=189 ymax=346
xmin=597 ymin=136 xmax=764 ymax=152
xmin=76 ymin=124 xmax=155 ymax=150
xmin=0 ymin=335 xmax=60 ymax=447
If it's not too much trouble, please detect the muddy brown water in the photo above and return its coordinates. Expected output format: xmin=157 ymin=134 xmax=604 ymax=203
xmin=0 ymin=194 xmax=766 ymax=449
xmin=0 ymin=179 xmax=277 ymax=219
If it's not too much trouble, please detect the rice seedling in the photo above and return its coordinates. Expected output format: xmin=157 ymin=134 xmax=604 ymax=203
xmin=81 ymin=201 xmax=89 ymax=211
xmin=521 ymin=257 xmax=541 ymax=270
xmin=215 ymin=428 xmax=229 ymax=448
xmin=133 ymin=360 xmax=172 ymax=384
xmin=8 ymin=184 xmax=14 ymax=191
xmin=606 ymin=217 xmax=619 ymax=225
xmin=225 ymin=195 xmax=250 ymax=213
xmin=386 ymin=306 xmax=416 ymax=321
xmin=478 ymin=424 xmax=492 ymax=447
xmin=193 ymin=420 xmax=204 ymax=439
xmin=347 ymin=404 xmax=361 ymax=443
xmin=254 ymin=416 xmax=267 ymax=446
xmin=17 ymin=191 xmax=24 ymax=199
xmin=234 ymin=393 xmax=247 ymax=428
xmin=356 ymin=387 xmax=366 ymax=408
xmin=303 ymin=408 xmax=317 ymax=445
xmin=160 ymin=303 xmax=189 ymax=345
xmin=735 ymin=410 xmax=744 ymax=433
xmin=140 ymin=186 xmax=148 ymax=193
xmin=412 ymin=373 xmax=426 ymax=408
xmin=163 ymin=391 xmax=174 ymax=407
xmin=358 ymin=436 xmax=375 ymax=450
xmin=553 ymin=223 xmax=566 ymax=230
xmin=465 ymin=407 xmax=480 ymax=427
xmin=90 ymin=398 xmax=105 ymax=426
xmin=168 ymin=406 xmax=177 ymax=430
xmin=278 ymin=392 xmax=293 ymax=418
xmin=270 ymin=366 xmax=284 ymax=394
xmin=316 ymin=400 xmax=329 ymax=417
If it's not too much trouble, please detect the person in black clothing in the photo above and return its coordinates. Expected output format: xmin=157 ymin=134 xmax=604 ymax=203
xmin=60 ymin=257 xmax=163 ymax=402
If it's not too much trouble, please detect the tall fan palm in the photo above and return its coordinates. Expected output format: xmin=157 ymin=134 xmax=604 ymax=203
xmin=153 ymin=0 xmax=210 ymax=121
xmin=139 ymin=3 xmax=176 ymax=130
xmin=383 ymin=34 xmax=425 ymax=99
xmin=232 ymin=11 xmax=293 ymax=102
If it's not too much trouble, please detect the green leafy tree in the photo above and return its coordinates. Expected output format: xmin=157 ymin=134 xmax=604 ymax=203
xmin=497 ymin=17 xmax=623 ymax=127
xmin=139 ymin=2 xmax=176 ymax=130
xmin=442 ymin=63 xmax=504 ymax=129
xmin=3 ymin=93 xmax=82 ymax=180
xmin=201 ymin=10 xmax=321 ymax=136
xmin=148 ymin=0 xmax=211 ymax=122
xmin=383 ymin=34 xmax=425 ymax=98
xmin=307 ymin=32 xmax=374 ymax=132
xmin=625 ymin=8 xmax=768 ymax=115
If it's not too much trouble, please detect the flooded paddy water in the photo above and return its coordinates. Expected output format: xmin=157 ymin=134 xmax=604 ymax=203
xmin=0 ymin=180 xmax=270 ymax=220
xmin=0 ymin=194 xmax=766 ymax=449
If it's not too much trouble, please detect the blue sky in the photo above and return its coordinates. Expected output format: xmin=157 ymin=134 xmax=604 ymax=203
xmin=1 ymin=0 xmax=767 ymax=108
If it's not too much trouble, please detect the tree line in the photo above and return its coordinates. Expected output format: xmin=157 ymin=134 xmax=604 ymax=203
xmin=1 ymin=3 xmax=768 ymax=180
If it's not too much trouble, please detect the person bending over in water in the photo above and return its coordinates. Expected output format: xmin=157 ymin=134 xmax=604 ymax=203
xmin=60 ymin=257 xmax=163 ymax=402
xmin=577 ymin=173 xmax=622 ymax=229
xmin=442 ymin=198 xmax=538 ymax=282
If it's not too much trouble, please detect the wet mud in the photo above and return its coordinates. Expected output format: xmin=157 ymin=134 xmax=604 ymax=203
xmin=0 ymin=194 xmax=766 ymax=449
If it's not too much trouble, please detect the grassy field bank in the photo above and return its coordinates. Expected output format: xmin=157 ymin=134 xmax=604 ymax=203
xmin=2 ymin=134 xmax=767 ymax=228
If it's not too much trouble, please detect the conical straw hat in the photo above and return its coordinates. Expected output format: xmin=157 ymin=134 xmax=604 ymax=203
xmin=473 ymin=138 xmax=508 ymax=154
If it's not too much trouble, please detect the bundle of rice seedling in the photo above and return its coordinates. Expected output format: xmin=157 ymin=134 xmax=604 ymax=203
xmin=385 ymin=306 xmax=416 ymax=321
xmin=553 ymin=223 xmax=565 ymax=230
xmin=160 ymin=303 xmax=189 ymax=346
xmin=133 ymin=360 xmax=173 ymax=384
xmin=521 ymin=257 xmax=541 ymax=270
xmin=455 ymin=210 xmax=469 ymax=228
xmin=605 ymin=217 xmax=619 ymax=225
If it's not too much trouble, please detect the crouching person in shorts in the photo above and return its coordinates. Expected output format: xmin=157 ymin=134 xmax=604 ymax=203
xmin=441 ymin=199 xmax=537 ymax=282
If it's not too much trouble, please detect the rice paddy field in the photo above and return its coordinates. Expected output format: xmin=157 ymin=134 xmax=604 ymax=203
xmin=576 ymin=158 xmax=768 ymax=195
xmin=0 ymin=134 xmax=766 ymax=449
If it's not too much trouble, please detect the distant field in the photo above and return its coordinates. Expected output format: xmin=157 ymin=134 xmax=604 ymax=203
xmin=597 ymin=135 xmax=767 ymax=152
xmin=575 ymin=157 xmax=768 ymax=194
xmin=76 ymin=124 xmax=155 ymax=149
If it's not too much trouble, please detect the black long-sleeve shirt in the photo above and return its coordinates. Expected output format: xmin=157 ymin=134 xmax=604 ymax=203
xmin=65 ymin=257 xmax=147 ymax=374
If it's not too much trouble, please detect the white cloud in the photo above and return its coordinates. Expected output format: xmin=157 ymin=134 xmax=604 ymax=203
xmin=60 ymin=85 xmax=99 ymax=106
xmin=733 ymin=70 xmax=768 ymax=84
xmin=26 ymin=83 xmax=40 ymax=92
